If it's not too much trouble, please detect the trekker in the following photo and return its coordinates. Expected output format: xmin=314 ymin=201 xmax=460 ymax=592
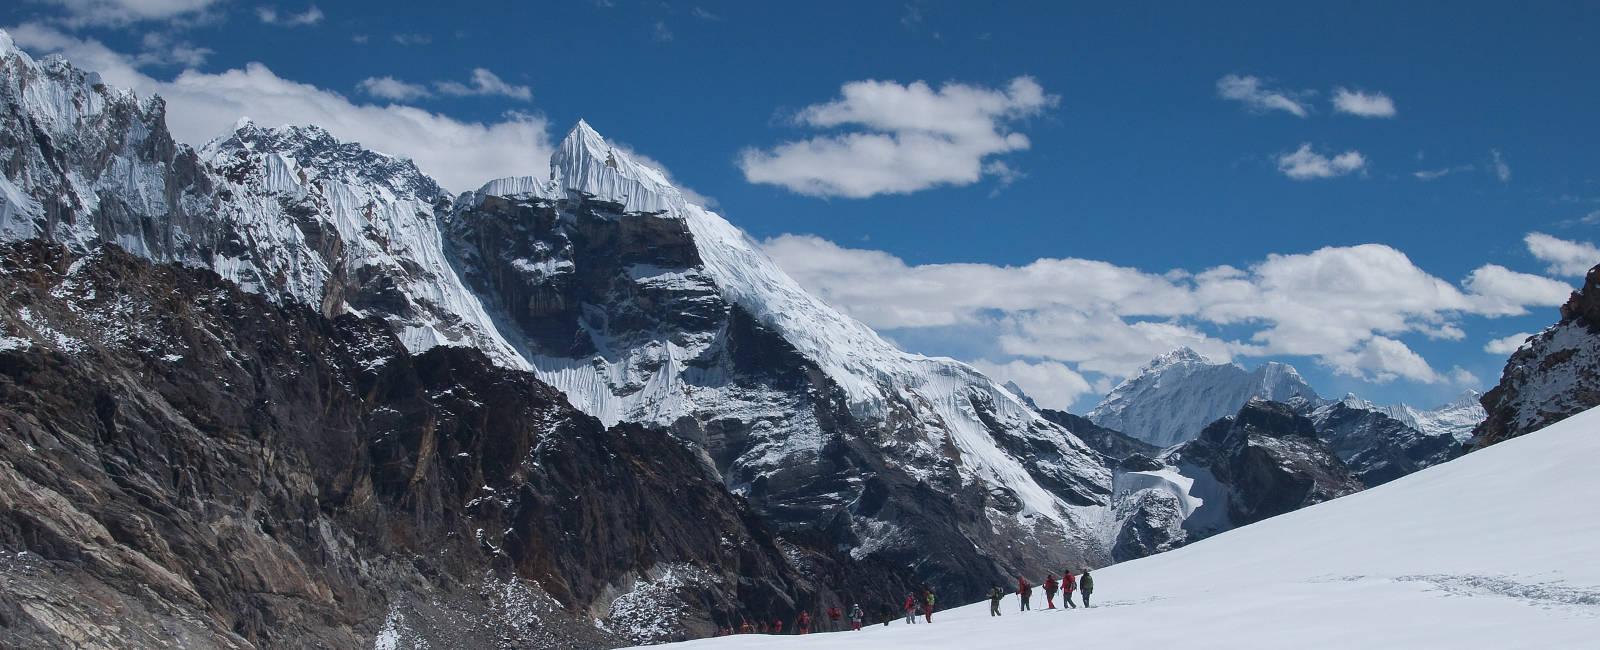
xmin=773 ymin=618 xmax=783 ymax=634
xmin=903 ymin=593 xmax=918 ymax=624
xmin=1044 ymin=573 xmax=1059 ymax=609
xmin=988 ymin=586 xmax=1004 ymax=616
xmin=881 ymin=604 xmax=893 ymax=626
xmin=850 ymin=604 xmax=864 ymax=631
xmin=1081 ymin=569 xmax=1095 ymax=608
xmin=922 ymin=590 xmax=936 ymax=623
xmin=797 ymin=611 xmax=811 ymax=635
xmin=1061 ymin=570 xmax=1078 ymax=609
xmin=739 ymin=620 xmax=751 ymax=634
xmin=1018 ymin=577 xmax=1033 ymax=612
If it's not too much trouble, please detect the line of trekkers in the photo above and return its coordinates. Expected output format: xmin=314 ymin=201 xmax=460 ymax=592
xmin=993 ymin=568 xmax=1095 ymax=616
xmin=709 ymin=568 xmax=1095 ymax=637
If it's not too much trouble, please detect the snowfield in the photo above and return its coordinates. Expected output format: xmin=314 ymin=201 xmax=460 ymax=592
xmin=646 ymin=406 xmax=1600 ymax=649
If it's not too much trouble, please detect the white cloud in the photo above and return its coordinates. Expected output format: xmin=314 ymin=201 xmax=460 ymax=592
xmin=32 ymin=0 xmax=218 ymax=27
xmin=356 ymin=75 xmax=431 ymax=101
xmin=392 ymin=33 xmax=431 ymax=46
xmin=1525 ymin=232 xmax=1600 ymax=277
xmin=1491 ymin=148 xmax=1511 ymax=182
xmin=739 ymin=76 xmax=1057 ymax=198
xmin=1215 ymin=74 xmax=1311 ymax=117
xmin=653 ymin=20 xmax=673 ymax=42
xmin=1331 ymin=87 xmax=1396 ymax=118
xmin=970 ymin=359 xmax=1093 ymax=411
xmin=1276 ymin=143 xmax=1366 ymax=180
xmin=354 ymin=69 xmax=532 ymax=103
xmin=255 ymin=5 xmax=323 ymax=26
xmin=1413 ymin=165 xmax=1472 ymax=181
xmin=434 ymin=68 xmax=531 ymax=101
xmin=1484 ymin=332 xmax=1534 ymax=356
xmin=763 ymin=234 xmax=1559 ymax=387
xmin=1325 ymin=336 xmax=1441 ymax=384
xmin=1461 ymin=264 xmax=1572 ymax=315
xmin=9 ymin=25 xmax=553 ymax=193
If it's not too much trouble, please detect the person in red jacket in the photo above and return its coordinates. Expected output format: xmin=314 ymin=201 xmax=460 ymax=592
xmin=1044 ymin=573 xmax=1059 ymax=609
xmin=828 ymin=605 xmax=842 ymax=631
xmin=903 ymin=593 xmax=918 ymax=624
xmin=1018 ymin=577 xmax=1033 ymax=611
xmin=739 ymin=620 xmax=751 ymax=634
xmin=797 ymin=610 xmax=811 ymax=635
xmin=773 ymin=618 xmax=783 ymax=634
xmin=1061 ymin=569 xmax=1078 ymax=608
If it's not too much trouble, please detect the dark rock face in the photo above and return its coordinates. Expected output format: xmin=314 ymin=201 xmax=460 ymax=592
xmin=1306 ymin=401 xmax=1454 ymax=486
xmin=1472 ymin=264 xmax=1600 ymax=449
xmin=0 ymin=241 xmax=827 ymax=648
xmin=1039 ymin=409 xmax=1160 ymax=462
xmin=1170 ymin=400 xmax=1364 ymax=537
xmin=443 ymin=191 xmax=1105 ymax=605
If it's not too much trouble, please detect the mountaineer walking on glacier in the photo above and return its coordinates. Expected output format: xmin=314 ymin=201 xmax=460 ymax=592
xmin=1081 ymin=569 xmax=1095 ymax=607
xmin=1018 ymin=576 xmax=1033 ymax=611
xmin=1061 ymin=569 xmax=1078 ymax=608
xmin=989 ymin=586 xmax=1004 ymax=616
xmin=903 ymin=593 xmax=918 ymax=624
xmin=1044 ymin=573 xmax=1059 ymax=609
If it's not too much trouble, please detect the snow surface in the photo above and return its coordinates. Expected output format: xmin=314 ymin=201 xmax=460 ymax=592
xmin=646 ymin=405 xmax=1600 ymax=649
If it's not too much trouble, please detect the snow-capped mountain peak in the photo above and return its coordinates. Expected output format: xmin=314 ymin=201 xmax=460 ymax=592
xmin=549 ymin=119 xmax=682 ymax=214
xmin=1088 ymin=349 xmax=1319 ymax=448
xmin=205 ymin=120 xmax=444 ymax=203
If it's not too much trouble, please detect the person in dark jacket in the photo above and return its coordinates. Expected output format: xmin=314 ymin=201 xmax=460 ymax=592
xmin=1018 ymin=577 xmax=1033 ymax=611
xmin=1080 ymin=569 xmax=1095 ymax=607
xmin=1061 ymin=569 xmax=1078 ymax=608
xmin=849 ymin=604 xmax=864 ymax=631
xmin=988 ymin=586 xmax=1005 ymax=616
xmin=1043 ymin=573 xmax=1059 ymax=609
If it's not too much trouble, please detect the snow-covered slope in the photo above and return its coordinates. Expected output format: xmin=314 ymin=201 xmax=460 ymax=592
xmin=649 ymin=404 xmax=1600 ymax=649
xmin=1087 ymin=348 xmax=1318 ymax=447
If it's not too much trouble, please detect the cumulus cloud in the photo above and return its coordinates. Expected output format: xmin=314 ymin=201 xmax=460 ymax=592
xmin=1215 ymin=74 xmax=1311 ymax=117
xmin=1525 ymin=232 xmax=1600 ymax=277
xmin=256 ymin=5 xmax=323 ymax=26
xmin=970 ymin=359 xmax=1094 ymax=411
xmin=1331 ymin=87 xmax=1396 ymax=118
xmin=763 ymin=234 xmax=1560 ymax=387
xmin=1484 ymin=332 xmax=1533 ymax=356
xmin=9 ymin=25 xmax=553 ymax=193
xmin=1461 ymin=264 xmax=1573 ymax=315
xmin=739 ymin=76 xmax=1057 ymax=198
xmin=30 ymin=0 xmax=219 ymax=28
xmin=1276 ymin=143 xmax=1366 ymax=180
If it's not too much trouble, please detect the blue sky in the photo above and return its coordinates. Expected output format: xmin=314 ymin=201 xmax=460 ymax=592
xmin=5 ymin=1 xmax=1598 ymax=411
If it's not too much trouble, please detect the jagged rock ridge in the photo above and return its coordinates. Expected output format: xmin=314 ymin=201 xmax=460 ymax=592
xmin=1472 ymin=264 xmax=1600 ymax=448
